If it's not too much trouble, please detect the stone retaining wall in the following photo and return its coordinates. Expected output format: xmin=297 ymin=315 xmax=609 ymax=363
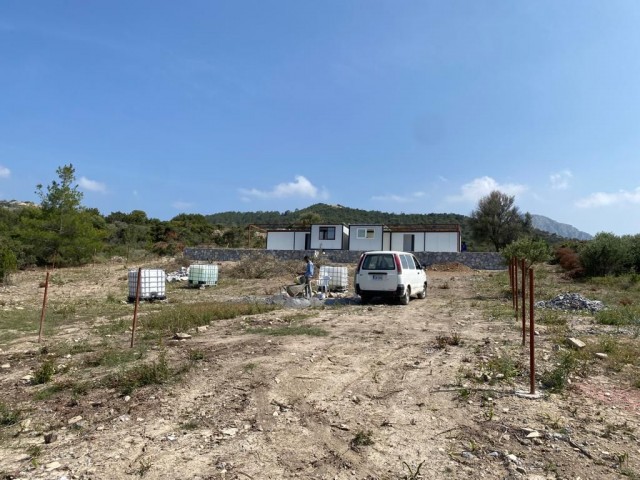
xmin=184 ymin=248 xmax=506 ymax=270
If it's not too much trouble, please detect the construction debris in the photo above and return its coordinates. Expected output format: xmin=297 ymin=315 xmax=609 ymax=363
xmin=535 ymin=293 xmax=605 ymax=313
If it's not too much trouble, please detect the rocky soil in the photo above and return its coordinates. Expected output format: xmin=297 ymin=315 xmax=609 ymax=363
xmin=0 ymin=260 xmax=638 ymax=479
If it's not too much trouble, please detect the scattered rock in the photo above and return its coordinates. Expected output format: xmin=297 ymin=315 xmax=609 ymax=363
xmin=174 ymin=332 xmax=192 ymax=340
xmin=1 ymin=363 xmax=9 ymax=369
xmin=68 ymin=415 xmax=83 ymax=425
xmin=221 ymin=428 xmax=238 ymax=437
xmin=567 ymin=338 xmax=586 ymax=349
xmin=526 ymin=431 xmax=541 ymax=438
xmin=595 ymin=352 xmax=608 ymax=359
xmin=196 ymin=326 xmax=207 ymax=333
xmin=45 ymin=461 xmax=62 ymax=471
xmin=44 ymin=432 xmax=58 ymax=444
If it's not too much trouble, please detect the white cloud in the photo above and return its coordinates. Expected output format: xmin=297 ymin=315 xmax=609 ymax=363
xmin=78 ymin=176 xmax=107 ymax=193
xmin=239 ymin=175 xmax=328 ymax=200
xmin=446 ymin=176 xmax=527 ymax=203
xmin=550 ymin=169 xmax=572 ymax=190
xmin=576 ymin=187 xmax=640 ymax=208
xmin=172 ymin=201 xmax=194 ymax=210
xmin=371 ymin=191 xmax=426 ymax=203
xmin=0 ymin=166 xmax=10 ymax=178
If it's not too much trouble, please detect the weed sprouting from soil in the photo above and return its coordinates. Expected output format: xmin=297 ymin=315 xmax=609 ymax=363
xmin=435 ymin=332 xmax=461 ymax=348
xmin=32 ymin=359 xmax=55 ymax=385
xmin=0 ymin=402 xmax=20 ymax=426
xmin=350 ymin=430 xmax=374 ymax=450
xmin=401 ymin=460 xmax=425 ymax=480
xmin=109 ymin=353 xmax=170 ymax=395
xmin=540 ymin=351 xmax=579 ymax=393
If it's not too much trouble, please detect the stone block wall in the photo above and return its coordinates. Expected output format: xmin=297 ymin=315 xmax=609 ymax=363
xmin=184 ymin=248 xmax=506 ymax=270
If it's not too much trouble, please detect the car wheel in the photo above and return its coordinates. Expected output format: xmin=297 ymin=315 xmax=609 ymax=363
xmin=360 ymin=293 xmax=371 ymax=304
xmin=417 ymin=282 xmax=427 ymax=299
xmin=399 ymin=287 xmax=410 ymax=305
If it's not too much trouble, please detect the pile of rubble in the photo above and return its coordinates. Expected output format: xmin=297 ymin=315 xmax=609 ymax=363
xmin=535 ymin=292 xmax=605 ymax=313
xmin=166 ymin=267 xmax=189 ymax=282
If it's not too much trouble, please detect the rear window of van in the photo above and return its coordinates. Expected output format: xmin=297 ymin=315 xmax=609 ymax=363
xmin=361 ymin=254 xmax=395 ymax=270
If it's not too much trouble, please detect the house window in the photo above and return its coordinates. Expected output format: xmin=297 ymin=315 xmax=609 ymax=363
xmin=319 ymin=226 xmax=336 ymax=240
xmin=357 ymin=228 xmax=375 ymax=239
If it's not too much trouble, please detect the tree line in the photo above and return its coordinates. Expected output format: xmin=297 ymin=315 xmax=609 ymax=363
xmin=0 ymin=165 xmax=633 ymax=282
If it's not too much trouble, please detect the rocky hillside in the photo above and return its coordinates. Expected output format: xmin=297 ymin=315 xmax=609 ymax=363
xmin=531 ymin=214 xmax=593 ymax=241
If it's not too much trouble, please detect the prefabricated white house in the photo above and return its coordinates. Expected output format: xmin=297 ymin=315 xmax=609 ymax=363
xmin=264 ymin=223 xmax=460 ymax=252
xmin=388 ymin=225 xmax=461 ymax=252
xmin=309 ymin=224 xmax=349 ymax=250
xmin=348 ymin=225 xmax=390 ymax=251
xmin=265 ymin=228 xmax=310 ymax=251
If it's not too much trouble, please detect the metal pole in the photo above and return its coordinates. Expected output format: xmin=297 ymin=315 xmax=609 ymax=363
xmin=511 ymin=258 xmax=516 ymax=310
xmin=130 ymin=268 xmax=142 ymax=348
xmin=529 ymin=267 xmax=536 ymax=394
xmin=514 ymin=258 xmax=519 ymax=320
xmin=38 ymin=271 xmax=50 ymax=344
xmin=521 ymin=258 xmax=526 ymax=346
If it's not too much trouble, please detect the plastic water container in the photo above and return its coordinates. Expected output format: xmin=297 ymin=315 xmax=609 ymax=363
xmin=128 ymin=269 xmax=166 ymax=301
xmin=318 ymin=265 xmax=348 ymax=291
xmin=188 ymin=264 xmax=219 ymax=287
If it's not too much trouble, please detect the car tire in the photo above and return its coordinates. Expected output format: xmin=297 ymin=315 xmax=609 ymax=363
xmin=417 ymin=282 xmax=427 ymax=299
xmin=399 ymin=287 xmax=410 ymax=305
xmin=360 ymin=294 xmax=371 ymax=304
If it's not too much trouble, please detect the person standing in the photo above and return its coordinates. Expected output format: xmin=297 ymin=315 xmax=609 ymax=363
xmin=302 ymin=255 xmax=314 ymax=297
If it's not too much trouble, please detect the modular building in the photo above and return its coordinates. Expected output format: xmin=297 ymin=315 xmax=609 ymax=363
xmin=309 ymin=224 xmax=349 ymax=250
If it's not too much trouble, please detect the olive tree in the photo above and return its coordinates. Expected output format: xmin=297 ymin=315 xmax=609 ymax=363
xmin=469 ymin=191 xmax=532 ymax=251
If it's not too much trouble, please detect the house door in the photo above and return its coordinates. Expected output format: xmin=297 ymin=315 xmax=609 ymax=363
xmin=305 ymin=233 xmax=311 ymax=250
xmin=403 ymin=234 xmax=415 ymax=252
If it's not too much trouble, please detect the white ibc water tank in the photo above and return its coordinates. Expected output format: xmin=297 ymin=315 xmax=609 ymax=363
xmin=318 ymin=265 xmax=348 ymax=291
xmin=188 ymin=264 xmax=219 ymax=287
xmin=128 ymin=269 xmax=166 ymax=301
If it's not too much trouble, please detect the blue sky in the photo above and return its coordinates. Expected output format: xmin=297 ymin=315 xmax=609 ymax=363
xmin=2 ymin=1 xmax=640 ymax=236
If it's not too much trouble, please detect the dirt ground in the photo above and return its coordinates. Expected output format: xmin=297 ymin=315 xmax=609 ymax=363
xmin=0 ymin=259 xmax=639 ymax=479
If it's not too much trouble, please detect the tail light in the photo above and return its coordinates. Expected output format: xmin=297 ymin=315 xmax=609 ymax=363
xmin=356 ymin=254 xmax=365 ymax=272
xmin=394 ymin=254 xmax=402 ymax=273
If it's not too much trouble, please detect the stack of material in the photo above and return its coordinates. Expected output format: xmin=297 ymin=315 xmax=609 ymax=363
xmin=535 ymin=293 xmax=605 ymax=313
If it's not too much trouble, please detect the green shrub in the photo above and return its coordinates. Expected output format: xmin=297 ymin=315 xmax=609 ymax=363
xmin=0 ymin=402 xmax=20 ymax=426
xmin=541 ymin=351 xmax=578 ymax=393
xmin=596 ymin=306 xmax=640 ymax=326
xmin=32 ymin=360 xmax=55 ymax=385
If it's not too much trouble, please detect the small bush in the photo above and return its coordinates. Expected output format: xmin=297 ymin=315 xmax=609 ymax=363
xmin=0 ymin=402 xmax=20 ymax=426
xmin=350 ymin=430 xmax=374 ymax=449
xmin=554 ymin=247 xmax=584 ymax=278
xmin=541 ymin=351 xmax=578 ymax=393
xmin=32 ymin=360 xmax=55 ymax=385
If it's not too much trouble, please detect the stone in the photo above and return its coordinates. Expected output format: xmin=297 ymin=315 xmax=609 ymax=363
xmin=44 ymin=432 xmax=58 ymax=444
xmin=567 ymin=338 xmax=586 ymax=349
xmin=506 ymin=454 xmax=519 ymax=463
xmin=68 ymin=416 xmax=83 ymax=425
xmin=174 ymin=332 xmax=192 ymax=340
xmin=124 ymin=395 xmax=131 ymax=402
xmin=0 ymin=363 xmax=9 ymax=369
xmin=526 ymin=431 xmax=541 ymax=438
xmin=222 ymin=428 xmax=238 ymax=436
xmin=45 ymin=461 xmax=62 ymax=471
xmin=595 ymin=352 xmax=608 ymax=359
xmin=196 ymin=326 xmax=207 ymax=333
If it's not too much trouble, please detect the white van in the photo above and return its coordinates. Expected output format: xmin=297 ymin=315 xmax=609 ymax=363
xmin=354 ymin=251 xmax=428 ymax=305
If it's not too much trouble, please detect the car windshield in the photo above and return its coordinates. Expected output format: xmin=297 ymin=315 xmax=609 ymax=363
xmin=362 ymin=254 xmax=395 ymax=270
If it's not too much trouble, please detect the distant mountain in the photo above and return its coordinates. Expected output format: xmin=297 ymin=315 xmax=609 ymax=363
xmin=530 ymin=214 xmax=592 ymax=241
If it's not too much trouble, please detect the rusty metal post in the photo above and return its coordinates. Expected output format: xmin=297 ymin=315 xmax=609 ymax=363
xmin=511 ymin=257 xmax=517 ymax=310
xmin=529 ymin=267 xmax=536 ymax=394
xmin=521 ymin=258 xmax=526 ymax=346
xmin=38 ymin=271 xmax=50 ymax=343
xmin=514 ymin=258 xmax=519 ymax=319
xmin=130 ymin=267 xmax=142 ymax=348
